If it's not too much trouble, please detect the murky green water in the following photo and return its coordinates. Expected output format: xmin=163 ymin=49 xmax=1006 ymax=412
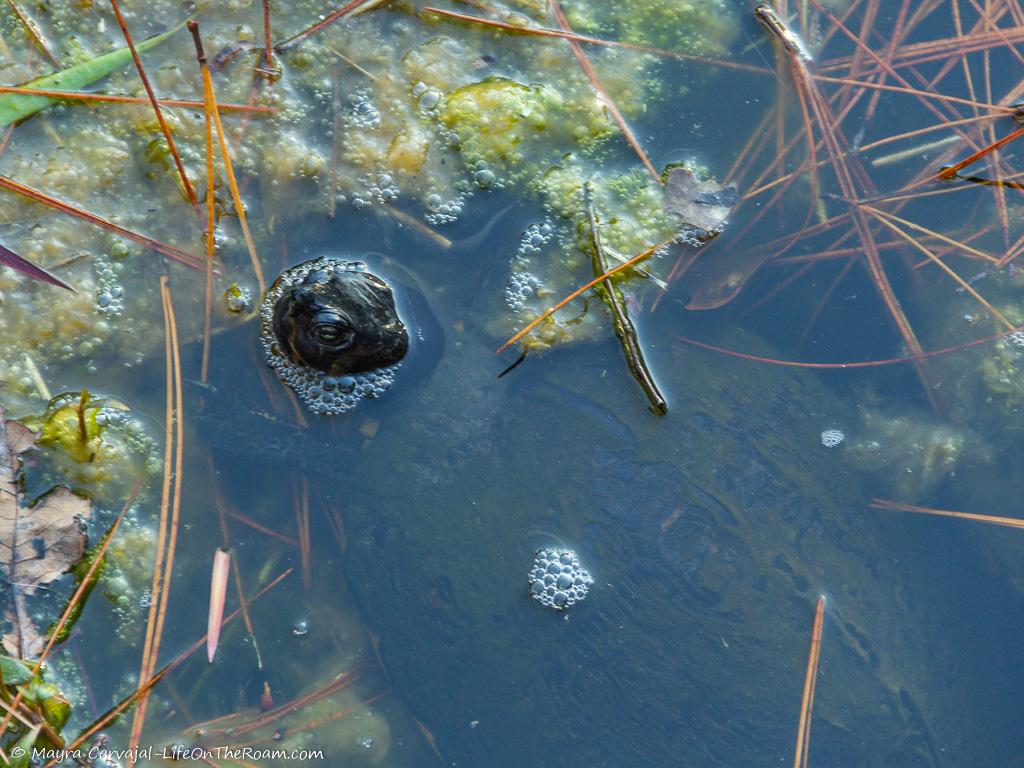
xmin=2 ymin=1 xmax=1024 ymax=766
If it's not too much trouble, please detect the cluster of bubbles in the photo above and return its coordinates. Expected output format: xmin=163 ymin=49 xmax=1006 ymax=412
xmin=346 ymin=89 xmax=381 ymax=130
xmin=820 ymin=428 xmax=846 ymax=448
xmin=94 ymin=405 xmax=146 ymax=442
xmin=259 ymin=257 xmax=401 ymax=415
xmin=95 ymin=511 xmax=158 ymax=641
xmin=504 ymin=221 xmax=554 ymax=312
xmin=411 ymin=81 xmax=443 ymax=114
xmin=94 ymin=257 xmax=126 ymax=319
xmin=528 ymin=548 xmax=593 ymax=610
xmin=515 ymin=221 xmax=555 ymax=262
xmin=424 ymin=191 xmax=467 ymax=226
xmin=504 ymin=272 xmax=544 ymax=313
xmin=351 ymin=171 xmax=401 ymax=210
xmin=469 ymin=158 xmax=504 ymax=191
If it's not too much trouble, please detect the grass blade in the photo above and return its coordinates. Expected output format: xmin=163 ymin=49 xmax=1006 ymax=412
xmin=0 ymin=19 xmax=184 ymax=126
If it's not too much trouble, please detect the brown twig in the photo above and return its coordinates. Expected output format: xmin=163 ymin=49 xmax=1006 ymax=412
xmin=261 ymin=0 xmax=278 ymax=73
xmin=498 ymin=238 xmax=671 ymax=353
xmin=584 ymin=183 xmax=666 ymax=414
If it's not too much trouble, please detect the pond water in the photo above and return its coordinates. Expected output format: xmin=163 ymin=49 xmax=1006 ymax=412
xmin=2 ymin=1 xmax=1024 ymax=766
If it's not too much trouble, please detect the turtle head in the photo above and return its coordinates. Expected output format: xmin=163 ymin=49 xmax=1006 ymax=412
xmin=271 ymin=265 xmax=409 ymax=376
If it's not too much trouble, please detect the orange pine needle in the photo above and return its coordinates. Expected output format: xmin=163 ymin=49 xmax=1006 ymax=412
xmin=937 ymin=122 xmax=1024 ymax=181
xmin=0 ymin=85 xmax=278 ymax=112
xmin=128 ymin=275 xmax=184 ymax=765
xmin=274 ymin=0 xmax=372 ymax=50
xmin=422 ymin=7 xmax=770 ymax=74
xmin=870 ymin=499 xmax=1024 ymax=530
xmin=549 ymin=0 xmax=658 ymax=180
xmin=497 ymin=238 xmax=670 ymax=353
xmin=207 ymin=548 xmax=231 ymax=663
xmin=674 ymin=319 xmax=1024 ymax=368
xmin=191 ymin=21 xmax=217 ymax=385
xmin=4 ymin=0 xmax=60 ymax=66
xmin=864 ymin=208 xmax=1013 ymax=329
xmin=0 ymin=174 xmax=205 ymax=270
xmin=793 ymin=596 xmax=825 ymax=768
xmin=109 ymin=0 xmax=198 ymax=209
xmin=194 ymin=23 xmax=266 ymax=300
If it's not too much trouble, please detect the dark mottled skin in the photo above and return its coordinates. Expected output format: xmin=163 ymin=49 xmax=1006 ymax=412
xmin=271 ymin=266 xmax=409 ymax=375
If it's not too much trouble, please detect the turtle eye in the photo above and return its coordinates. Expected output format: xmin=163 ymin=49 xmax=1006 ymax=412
xmin=309 ymin=311 xmax=352 ymax=347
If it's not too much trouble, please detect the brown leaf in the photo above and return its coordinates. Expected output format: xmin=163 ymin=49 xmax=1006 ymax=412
xmin=664 ymin=166 xmax=737 ymax=242
xmin=0 ymin=405 xmax=92 ymax=658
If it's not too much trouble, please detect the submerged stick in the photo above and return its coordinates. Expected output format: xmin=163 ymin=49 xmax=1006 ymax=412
xmin=498 ymin=237 xmax=669 ymax=353
xmin=261 ymin=0 xmax=277 ymax=73
xmin=584 ymin=183 xmax=667 ymax=415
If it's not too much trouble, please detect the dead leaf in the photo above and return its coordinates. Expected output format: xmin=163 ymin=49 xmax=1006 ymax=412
xmin=0 ymin=405 xmax=92 ymax=658
xmin=663 ymin=166 xmax=738 ymax=242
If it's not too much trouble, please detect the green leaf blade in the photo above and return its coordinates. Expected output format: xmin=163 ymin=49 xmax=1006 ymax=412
xmin=0 ymin=21 xmax=184 ymax=127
